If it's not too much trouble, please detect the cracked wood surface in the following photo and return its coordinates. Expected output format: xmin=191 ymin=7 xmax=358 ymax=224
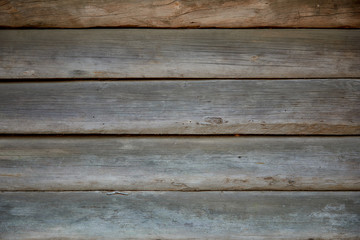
xmin=0 ymin=191 xmax=359 ymax=239
xmin=0 ymin=80 xmax=359 ymax=135
xmin=0 ymin=137 xmax=359 ymax=191
xmin=0 ymin=0 xmax=359 ymax=28
xmin=1 ymin=29 xmax=360 ymax=79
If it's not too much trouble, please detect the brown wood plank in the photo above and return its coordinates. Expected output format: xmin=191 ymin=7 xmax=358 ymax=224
xmin=0 ymin=0 xmax=359 ymax=28
xmin=0 ymin=29 xmax=359 ymax=79
xmin=0 ymin=80 xmax=359 ymax=135
xmin=0 ymin=191 xmax=359 ymax=239
xmin=0 ymin=137 xmax=359 ymax=191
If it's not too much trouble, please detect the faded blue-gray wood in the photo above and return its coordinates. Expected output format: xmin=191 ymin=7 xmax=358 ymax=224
xmin=0 ymin=29 xmax=359 ymax=79
xmin=0 ymin=80 xmax=359 ymax=134
xmin=0 ymin=191 xmax=359 ymax=239
xmin=0 ymin=137 xmax=359 ymax=191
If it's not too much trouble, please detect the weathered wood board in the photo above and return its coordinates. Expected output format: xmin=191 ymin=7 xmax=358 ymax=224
xmin=0 ymin=191 xmax=359 ymax=239
xmin=0 ymin=0 xmax=359 ymax=28
xmin=0 ymin=80 xmax=359 ymax=134
xmin=1 ymin=29 xmax=359 ymax=79
xmin=0 ymin=137 xmax=359 ymax=191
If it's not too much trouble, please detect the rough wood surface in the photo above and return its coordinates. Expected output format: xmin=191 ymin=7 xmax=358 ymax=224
xmin=0 ymin=80 xmax=359 ymax=135
xmin=0 ymin=137 xmax=359 ymax=191
xmin=0 ymin=191 xmax=359 ymax=239
xmin=0 ymin=0 xmax=359 ymax=28
xmin=1 ymin=29 xmax=359 ymax=79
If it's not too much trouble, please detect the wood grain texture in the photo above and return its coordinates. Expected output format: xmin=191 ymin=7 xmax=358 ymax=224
xmin=0 ymin=80 xmax=359 ymax=135
xmin=0 ymin=0 xmax=359 ymax=28
xmin=1 ymin=29 xmax=359 ymax=79
xmin=0 ymin=137 xmax=359 ymax=191
xmin=0 ymin=191 xmax=359 ymax=239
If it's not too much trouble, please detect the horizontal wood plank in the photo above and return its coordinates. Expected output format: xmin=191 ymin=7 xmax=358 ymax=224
xmin=0 ymin=0 xmax=359 ymax=28
xmin=0 ymin=191 xmax=359 ymax=239
xmin=0 ymin=29 xmax=359 ymax=79
xmin=0 ymin=80 xmax=359 ymax=135
xmin=0 ymin=137 xmax=359 ymax=191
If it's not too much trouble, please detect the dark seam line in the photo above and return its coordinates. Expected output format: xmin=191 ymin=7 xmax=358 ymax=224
xmin=0 ymin=77 xmax=359 ymax=83
xmin=1 ymin=190 xmax=359 ymax=192
xmin=0 ymin=27 xmax=359 ymax=29
xmin=0 ymin=134 xmax=358 ymax=138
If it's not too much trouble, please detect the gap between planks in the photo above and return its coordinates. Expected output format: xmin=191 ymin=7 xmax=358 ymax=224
xmin=1 ymin=77 xmax=360 ymax=82
xmin=0 ymin=134 xmax=360 ymax=137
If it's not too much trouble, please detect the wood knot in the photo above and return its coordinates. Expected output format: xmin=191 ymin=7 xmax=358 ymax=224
xmin=204 ymin=117 xmax=223 ymax=124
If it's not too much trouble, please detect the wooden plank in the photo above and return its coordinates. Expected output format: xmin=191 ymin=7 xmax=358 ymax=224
xmin=0 ymin=80 xmax=359 ymax=135
xmin=0 ymin=29 xmax=359 ymax=79
xmin=0 ymin=0 xmax=359 ymax=28
xmin=0 ymin=137 xmax=359 ymax=191
xmin=0 ymin=191 xmax=359 ymax=239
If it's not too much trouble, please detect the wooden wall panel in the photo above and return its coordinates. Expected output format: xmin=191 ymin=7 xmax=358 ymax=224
xmin=0 ymin=80 xmax=358 ymax=135
xmin=0 ymin=0 xmax=359 ymax=28
xmin=1 ymin=29 xmax=359 ymax=79
xmin=0 ymin=137 xmax=359 ymax=191
xmin=1 ymin=192 xmax=359 ymax=239
xmin=0 ymin=1 xmax=359 ymax=239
